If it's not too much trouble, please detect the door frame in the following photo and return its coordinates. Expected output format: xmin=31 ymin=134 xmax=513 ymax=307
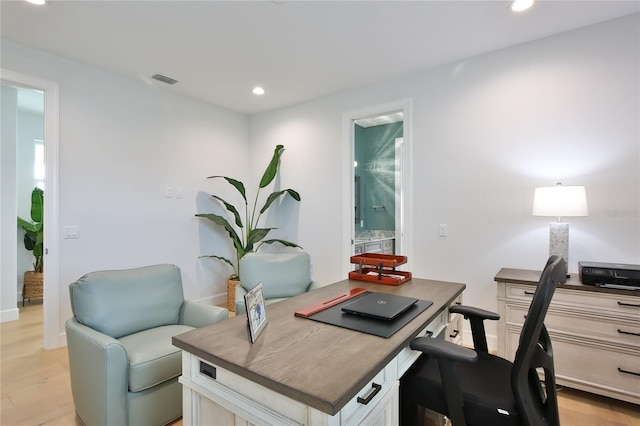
xmin=342 ymin=99 xmax=413 ymax=276
xmin=1 ymin=69 xmax=61 ymax=349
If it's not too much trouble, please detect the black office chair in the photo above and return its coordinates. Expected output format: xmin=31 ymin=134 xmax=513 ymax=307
xmin=400 ymin=255 xmax=565 ymax=426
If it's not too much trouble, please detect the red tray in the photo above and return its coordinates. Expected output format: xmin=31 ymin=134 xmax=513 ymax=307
xmin=348 ymin=268 xmax=412 ymax=286
xmin=350 ymin=253 xmax=407 ymax=268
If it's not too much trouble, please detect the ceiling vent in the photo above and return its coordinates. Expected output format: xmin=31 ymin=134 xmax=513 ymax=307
xmin=152 ymin=74 xmax=178 ymax=85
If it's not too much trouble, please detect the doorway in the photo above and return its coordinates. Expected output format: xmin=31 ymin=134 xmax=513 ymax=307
xmin=343 ymin=99 xmax=413 ymax=274
xmin=1 ymin=69 xmax=60 ymax=349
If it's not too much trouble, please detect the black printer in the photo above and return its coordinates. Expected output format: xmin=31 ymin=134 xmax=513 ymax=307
xmin=578 ymin=261 xmax=640 ymax=290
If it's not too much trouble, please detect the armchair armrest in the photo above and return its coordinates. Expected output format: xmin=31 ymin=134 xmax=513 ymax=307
xmin=65 ymin=318 xmax=128 ymax=426
xmin=235 ymin=285 xmax=248 ymax=314
xmin=450 ymin=305 xmax=499 ymax=354
xmin=307 ymin=281 xmax=322 ymax=291
xmin=180 ymin=301 xmax=228 ymax=328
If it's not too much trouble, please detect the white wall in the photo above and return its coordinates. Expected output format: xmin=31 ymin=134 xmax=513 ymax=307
xmin=1 ymin=14 xmax=637 ymax=348
xmin=0 ymin=39 xmax=249 ymax=338
xmin=1 ymin=85 xmax=20 ymax=322
xmin=249 ymin=15 xmax=640 ymax=344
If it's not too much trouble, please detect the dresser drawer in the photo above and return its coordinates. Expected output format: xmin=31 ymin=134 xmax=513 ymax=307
xmin=553 ymin=338 xmax=640 ymax=399
xmin=505 ymin=304 xmax=640 ymax=347
xmin=505 ymin=284 xmax=640 ymax=319
xmin=364 ymin=241 xmax=383 ymax=253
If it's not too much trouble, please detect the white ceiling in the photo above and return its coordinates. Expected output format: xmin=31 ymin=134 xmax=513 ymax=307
xmin=1 ymin=0 xmax=638 ymax=115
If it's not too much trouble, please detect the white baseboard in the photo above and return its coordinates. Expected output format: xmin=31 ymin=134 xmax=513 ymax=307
xmin=1 ymin=307 xmax=19 ymax=323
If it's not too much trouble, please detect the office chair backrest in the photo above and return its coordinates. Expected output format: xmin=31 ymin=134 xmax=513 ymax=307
xmin=511 ymin=255 xmax=565 ymax=426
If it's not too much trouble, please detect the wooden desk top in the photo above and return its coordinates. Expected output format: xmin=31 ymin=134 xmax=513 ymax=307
xmin=173 ymin=278 xmax=465 ymax=415
xmin=494 ymin=268 xmax=638 ymax=296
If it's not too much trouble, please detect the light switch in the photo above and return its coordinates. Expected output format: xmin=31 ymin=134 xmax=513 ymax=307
xmin=64 ymin=226 xmax=79 ymax=239
xmin=165 ymin=186 xmax=174 ymax=198
xmin=439 ymin=224 xmax=448 ymax=237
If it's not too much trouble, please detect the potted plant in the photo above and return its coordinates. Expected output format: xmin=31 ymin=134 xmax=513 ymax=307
xmin=17 ymin=187 xmax=44 ymax=304
xmin=196 ymin=145 xmax=301 ymax=308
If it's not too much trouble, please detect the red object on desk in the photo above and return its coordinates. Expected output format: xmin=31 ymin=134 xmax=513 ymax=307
xmin=350 ymin=253 xmax=407 ymax=269
xmin=349 ymin=253 xmax=412 ymax=286
xmin=294 ymin=288 xmax=367 ymax=318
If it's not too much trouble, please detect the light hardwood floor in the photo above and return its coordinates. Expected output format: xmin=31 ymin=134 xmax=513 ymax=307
xmin=1 ymin=301 xmax=638 ymax=425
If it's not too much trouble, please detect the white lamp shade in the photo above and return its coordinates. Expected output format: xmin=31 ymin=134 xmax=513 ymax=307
xmin=532 ymin=185 xmax=588 ymax=217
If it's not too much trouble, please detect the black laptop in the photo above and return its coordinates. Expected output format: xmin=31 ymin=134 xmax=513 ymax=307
xmin=341 ymin=292 xmax=418 ymax=321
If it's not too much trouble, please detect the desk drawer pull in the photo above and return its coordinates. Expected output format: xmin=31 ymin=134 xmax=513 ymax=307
xmin=618 ymin=329 xmax=640 ymax=337
xmin=199 ymin=361 xmax=216 ymax=380
xmin=524 ymin=291 xmax=535 ymax=296
xmin=357 ymin=383 xmax=382 ymax=405
xmin=618 ymin=368 xmax=640 ymax=377
xmin=618 ymin=301 xmax=640 ymax=308
xmin=449 ymin=330 xmax=459 ymax=339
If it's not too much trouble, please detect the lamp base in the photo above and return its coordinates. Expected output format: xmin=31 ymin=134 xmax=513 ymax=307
xmin=549 ymin=222 xmax=569 ymax=281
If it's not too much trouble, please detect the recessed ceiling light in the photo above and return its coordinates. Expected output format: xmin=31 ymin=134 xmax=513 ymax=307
xmin=24 ymin=0 xmax=46 ymax=5
xmin=510 ymin=0 xmax=534 ymax=12
xmin=252 ymin=86 xmax=265 ymax=96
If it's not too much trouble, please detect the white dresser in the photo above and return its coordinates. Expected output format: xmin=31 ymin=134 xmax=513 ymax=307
xmin=495 ymin=268 xmax=640 ymax=405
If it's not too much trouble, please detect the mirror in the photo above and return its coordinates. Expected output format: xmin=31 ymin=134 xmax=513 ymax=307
xmin=352 ymin=111 xmax=404 ymax=257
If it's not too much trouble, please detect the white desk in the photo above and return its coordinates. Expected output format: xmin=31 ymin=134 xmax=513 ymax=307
xmin=173 ymin=278 xmax=465 ymax=425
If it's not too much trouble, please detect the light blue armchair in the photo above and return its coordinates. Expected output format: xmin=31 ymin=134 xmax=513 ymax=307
xmin=235 ymin=252 xmax=321 ymax=314
xmin=65 ymin=264 xmax=228 ymax=426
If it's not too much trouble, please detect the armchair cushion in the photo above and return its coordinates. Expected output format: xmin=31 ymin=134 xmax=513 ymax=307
xmin=70 ymin=264 xmax=185 ymax=338
xmin=240 ymin=252 xmax=313 ymax=299
xmin=119 ymin=324 xmax=194 ymax=392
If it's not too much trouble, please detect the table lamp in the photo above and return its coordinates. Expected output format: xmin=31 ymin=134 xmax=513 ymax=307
xmin=532 ymin=182 xmax=588 ymax=278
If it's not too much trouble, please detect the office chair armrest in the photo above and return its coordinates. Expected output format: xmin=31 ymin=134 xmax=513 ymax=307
xmin=450 ymin=305 xmax=499 ymax=321
xmin=410 ymin=337 xmax=478 ymax=363
xmin=410 ymin=337 xmax=478 ymax=426
xmin=450 ymin=305 xmax=499 ymax=353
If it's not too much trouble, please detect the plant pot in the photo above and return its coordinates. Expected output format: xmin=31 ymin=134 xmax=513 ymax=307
xmin=227 ymin=275 xmax=241 ymax=312
xmin=23 ymin=271 xmax=43 ymax=304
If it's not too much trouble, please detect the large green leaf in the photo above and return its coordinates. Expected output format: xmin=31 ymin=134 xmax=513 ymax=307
xmin=259 ymin=189 xmax=301 ymax=214
xmin=199 ymin=255 xmax=235 ymax=269
xmin=207 ymin=176 xmax=247 ymax=203
xmin=211 ymin=195 xmax=243 ymax=228
xmin=259 ymin=239 xmax=302 ymax=249
xmin=245 ymin=227 xmax=273 ymax=251
xmin=259 ymin=145 xmax=284 ymax=188
xmin=195 ymin=213 xmax=242 ymax=248
xmin=31 ymin=187 xmax=43 ymax=223
xmin=17 ymin=217 xmax=39 ymax=233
